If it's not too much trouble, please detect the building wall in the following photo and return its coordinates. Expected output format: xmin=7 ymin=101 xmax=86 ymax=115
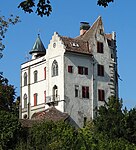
xmin=64 ymin=52 xmax=93 ymax=127
xmin=87 ymin=24 xmax=114 ymax=117
xmin=21 ymin=57 xmax=47 ymax=118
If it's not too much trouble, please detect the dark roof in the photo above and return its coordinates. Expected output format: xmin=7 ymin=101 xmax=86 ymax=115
xmin=20 ymin=119 xmax=39 ymax=128
xmin=20 ymin=107 xmax=69 ymax=128
xmin=31 ymin=107 xmax=69 ymax=121
xmin=29 ymin=34 xmax=46 ymax=54
xmin=60 ymin=36 xmax=91 ymax=55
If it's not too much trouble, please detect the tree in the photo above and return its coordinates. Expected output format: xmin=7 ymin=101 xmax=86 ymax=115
xmin=0 ymin=110 xmax=21 ymax=150
xmin=16 ymin=121 xmax=79 ymax=150
xmin=18 ymin=0 xmax=52 ymax=17
xmin=0 ymin=14 xmax=19 ymax=58
xmin=0 ymin=74 xmax=16 ymax=111
xmin=18 ymin=0 xmax=114 ymax=17
xmin=97 ymin=0 xmax=114 ymax=7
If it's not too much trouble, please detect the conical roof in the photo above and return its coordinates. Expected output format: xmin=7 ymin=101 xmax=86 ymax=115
xmin=29 ymin=34 xmax=46 ymax=54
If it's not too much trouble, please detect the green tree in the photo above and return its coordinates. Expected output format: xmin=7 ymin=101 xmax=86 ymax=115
xmin=0 ymin=110 xmax=21 ymax=150
xmin=93 ymin=96 xmax=125 ymax=139
xmin=0 ymin=14 xmax=19 ymax=58
xmin=0 ymin=74 xmax=21 ymax=149
xmin=0 ymin=74 xmax=16 ymax=111
xmin=16 ymin=121 xmax=79 ymax=150
xmin=18 ymin=0 xmax=114 ymax=17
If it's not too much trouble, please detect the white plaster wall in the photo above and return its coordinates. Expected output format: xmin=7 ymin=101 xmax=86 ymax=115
xmin=64 ymin=52 xmax=93 ymax=127
xmin=88 ymin=24 xmax=112 ymax=110
xmin=45 ymin=32 xmax=66 ymax=112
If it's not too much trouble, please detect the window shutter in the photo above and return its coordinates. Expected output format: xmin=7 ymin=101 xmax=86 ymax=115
xmin=98 ymin=89 xmax=105 ymax=101
xmin=86 ymin=87 xmax=89 ymax=98
xmin=98 ymin=65 xmax=104 ymax=76
xmin=68 ymin=66 xmax=73 ymax=73
xmin=97 ymin=42 xmax=103 ymax=53
xmin=82 ymin=86 xmax=85 ymax=98
xmin=34 ymin=93 xmax=37 ymax=106
xmin=85 ymin=68 xmax=88 ymax=75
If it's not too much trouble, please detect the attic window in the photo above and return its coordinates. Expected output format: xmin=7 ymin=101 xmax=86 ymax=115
xmin=71 ymin=42 xmax=79 ymax=47
xmin=100 ymin=29 xmax=104 ymax=35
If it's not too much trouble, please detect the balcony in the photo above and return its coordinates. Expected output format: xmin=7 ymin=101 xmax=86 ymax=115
xmin=46 ymin=95 xmax=60 ymax=106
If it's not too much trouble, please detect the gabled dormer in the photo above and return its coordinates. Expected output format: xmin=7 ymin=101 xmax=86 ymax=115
xmin=29 ymin=34 xmax=46 ymax=59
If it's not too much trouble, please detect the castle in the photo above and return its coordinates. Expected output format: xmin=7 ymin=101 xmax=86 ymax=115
xmin=20 ymin=16 xmax=118 ymax=127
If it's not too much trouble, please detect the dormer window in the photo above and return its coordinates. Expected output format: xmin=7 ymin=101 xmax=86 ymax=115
xmin=52 ymin=60 xmax=58 ymax=77
xmin=70 ymin=42 xmax=79 ymax=47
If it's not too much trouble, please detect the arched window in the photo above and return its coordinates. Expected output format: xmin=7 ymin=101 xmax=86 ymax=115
xmin=34 ymin=70 xmax=38 ymax=83
xmin=24 ymin=72 xmax=27 ymax=86
xmin=52 ymin=60 xmax=58 ymax=77
xmin=23 ymin=94 xmax=27 ymax=108
xmin=53 ymin=85 xmax=58 ymax=101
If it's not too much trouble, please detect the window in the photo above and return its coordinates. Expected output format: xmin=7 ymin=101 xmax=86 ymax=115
xmin=98 ymin=89 xmax=105 ymax=101
xmin=97 ymin=42 xmax=103 ymax=53
xmin=53 ymin=85 xmax=58 ymax=101
xmin=78 ymin=66 xmax=88 ymax=75
xmin=97 ymin=64 xmax=104 ymax=76
xmin=82 ymin=86 xmax=89 ymax=98
xmin=75 ymin=85 xmax=79 ymax=97
xmin=34 ymin=93 xmax=37 ymax=106
xmin=44 ymin=91 xmax=46 ymax=103
xmin=24 ymin=72 xmax=27 ymax=86
xmin=44 ymin=67 xmax=46 ymax=79
xmin=68 ymin=66 xmax=73 ymax=73
xmin=52 ymin=60 xmax=58 ymax=77
xmin=23 ymin=94 xmax=27 ymax=108
xmin=34 ymin=70 xmax=38 ymax=83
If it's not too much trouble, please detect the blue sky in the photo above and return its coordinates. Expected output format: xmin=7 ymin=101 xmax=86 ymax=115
xmin=0 ymin=0 xmax=135 ymax=109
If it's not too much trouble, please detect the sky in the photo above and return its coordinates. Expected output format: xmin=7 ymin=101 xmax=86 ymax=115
xmin=0 ymin=0 xmax=136 ymax=109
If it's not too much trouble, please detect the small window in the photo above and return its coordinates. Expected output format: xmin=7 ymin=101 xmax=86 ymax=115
xmin=23 ymin=94 xmax=27 ymax=108
xmin=24 ymin=72 xmax=27 ymax=86
xmin=68 ymin=66 xmax=73 ymax=73
xmin=97 ymin=42 xmax=103 ymax=53
xmin=75 ymin=85 xmax=79 ymax=97
xmin=52 ymin=60 xmax=58 ymax=77
xmin=78 ymin=66 xmax=88 ymax=75
xmin=82 ymin=86 xmax=89 ymax=98
xmin=98 ymin=89 xmax=105 ymax=101
xmin=34 ymin=70 xmax=38 ymax=83
xmin=34 ymin=93 xmax=37 ymax=106
xmin=44 ymin=67 xmax=46 ymax=79
xmin=97 ymin=64 xmax=104 ymax=76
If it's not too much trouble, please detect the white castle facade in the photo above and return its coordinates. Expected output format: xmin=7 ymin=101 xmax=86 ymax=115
xmin=20 ymin=17 xmax=118 ymax=127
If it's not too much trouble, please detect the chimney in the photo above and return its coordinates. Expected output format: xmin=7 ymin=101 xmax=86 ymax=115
xmin=80 ymin=22 xmax=90 ymax=36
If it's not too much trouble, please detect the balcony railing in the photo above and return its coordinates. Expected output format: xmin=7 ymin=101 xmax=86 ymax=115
xmin=46 ymin=95 xmax=60 ymax=106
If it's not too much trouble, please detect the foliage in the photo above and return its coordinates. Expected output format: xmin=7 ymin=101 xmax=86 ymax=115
xmin=16 ymin=121 xmax=79 ymax=150
xmin=94 ymin=96 xmax=125 ymax=140
xmin=97 ymin=0 xmax=114 ymax=7
xmin=0 ymin=14 xmax=19 ymax=58
xmin=0 ymin=110 xmax=21 ymax=150
xmin=124 ymin=107 xmax=136 ymax=144
xmin=18 ymin=0 xmax=114 ymax=17
xmin=93 ymin=96 xmax=136 ymax=146
xmin=0 ymin=74 xmax=17 ymax=111
xmin=18 ymin=0 xmax=52 ymax=17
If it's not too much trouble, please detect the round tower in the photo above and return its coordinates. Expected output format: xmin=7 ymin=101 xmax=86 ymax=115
xmin=29 ymin=34 xmax=46 ymax=59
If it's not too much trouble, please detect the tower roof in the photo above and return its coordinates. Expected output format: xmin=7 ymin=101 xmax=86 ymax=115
xmin=29 ymin=34 xmax=46 ymax=55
